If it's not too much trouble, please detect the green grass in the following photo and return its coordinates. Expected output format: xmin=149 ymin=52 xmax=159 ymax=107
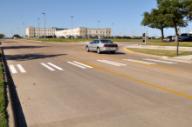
xmin=128 ymin=48 xmax=192 ymax=57
xmin=32 ymin=38 xmax=141 ymax=43
xmin=32 ymin=38 xmax=192 ymax=47
xmin=0 ymin=53 xmax=7 ymax=127
xmin=33 ymin=38 xmax=92 ymax=43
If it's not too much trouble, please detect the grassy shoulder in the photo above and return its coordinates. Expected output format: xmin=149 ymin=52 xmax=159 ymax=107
xmin=127 ymin=48 xmax=192 ymax=57
xmin=0 ymin=53 xmax=7 ymax=127
xmin=32 ymin=38 xmax=141 ymax=43
xmin=147 ymin=39 xmax=192 ymax=47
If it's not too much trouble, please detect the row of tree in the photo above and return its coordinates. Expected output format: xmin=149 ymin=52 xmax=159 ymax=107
xmin=142 ymin=0 xmax=192 ymax=41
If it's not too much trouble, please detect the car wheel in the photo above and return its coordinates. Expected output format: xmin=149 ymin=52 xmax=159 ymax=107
xmin=111 ymin=51 xmax=116 ymax=54
xmin=97 ymin=48 xmax=101 ymax=54
xmin=86 ymin=46 xmax=90 ymax=52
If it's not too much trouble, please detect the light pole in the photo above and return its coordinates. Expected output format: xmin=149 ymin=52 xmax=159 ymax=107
xmin=42 ymin=12 xmax=46 ymax=38
xmin=37 ymin=17 xmax=40 ymax=38
xmin=70 ymin=16 xmax=74 ymax=29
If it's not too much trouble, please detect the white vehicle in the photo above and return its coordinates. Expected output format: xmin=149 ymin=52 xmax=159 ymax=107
xmin=85 ymin=39 xmax=118 ymax=54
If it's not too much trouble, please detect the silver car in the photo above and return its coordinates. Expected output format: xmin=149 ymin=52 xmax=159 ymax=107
xmin=85 ymin=39 xmax=118 ymax=54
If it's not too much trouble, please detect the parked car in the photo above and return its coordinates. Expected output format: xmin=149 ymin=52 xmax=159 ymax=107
xmin=163 ymin=36 xmax=175 ymax=42
xmin=85 ymin=39 xmax=118 ymax=54
xmin=179 ymin=33 xmax=192 ymax=42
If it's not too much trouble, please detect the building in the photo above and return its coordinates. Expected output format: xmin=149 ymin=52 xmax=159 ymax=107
xmin=55 ymin=27 xmax=112 ymax=38
xmin=26 ymin=27 xmax=58 ymax=38
xmin=26 ymin=27 xmax=112 ymax=38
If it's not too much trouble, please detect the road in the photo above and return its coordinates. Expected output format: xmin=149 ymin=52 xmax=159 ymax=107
xmin=2 ymin=39 xmax=192 ymax=127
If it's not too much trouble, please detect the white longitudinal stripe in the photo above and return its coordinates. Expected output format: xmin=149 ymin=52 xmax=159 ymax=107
xmin=67 ymin=61 xmax=86 ymax=69
xmin=123 ymin=59 xmax=155 ymax=65
xmin=16 ymin=64 xmax=26 ymax=73
xmin=41 ymin=63 xmax=55 ymax=71
xmin=9 ymin=65 xmax=17 ymax=74
xmin=144 ymin=58 xmax=176 ymax=64
xmin=97 ymin=60 xmax=126 ymax=66
xmin=162 ymin=58 xmax=191 ymax=64
xmin=73 ymin=61 xmax=93 ymax=68
xmin=47 ymin=62 xmax=63 ymax=71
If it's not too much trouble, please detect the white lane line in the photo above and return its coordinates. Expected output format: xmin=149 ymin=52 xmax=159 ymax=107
xmin=41 ymin=63 xmax=55 ymax=71
xmin=47 ymin=62 xmax=63 ymax=71
xmin=9 ymin=65 xmax=18 ymax=74
xmin=162 ymin=58 xmax=192 ymax=64
xmin=16 ymin=64 xmax=26 ymax=73
xmin=144 ymin=58 xmax=176 ymax=64
xmin=123 ymin=59 xmax=155 ymax=65
xmin=67 ymin=61 xmax=86 ymax=69
xmin=73 ymin=61 xmax=93 ymax=69
xmin=97 ymin=60 xmax=126 ymax=67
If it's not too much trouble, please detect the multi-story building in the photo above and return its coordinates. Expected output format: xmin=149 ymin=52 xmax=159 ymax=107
xmin=26 ymin=27 xmax=58 ymax=38
xmin=26 ymin=27 xmax=112 ymax=38
xmin=55 ymin=27 xmax=112 ymax=38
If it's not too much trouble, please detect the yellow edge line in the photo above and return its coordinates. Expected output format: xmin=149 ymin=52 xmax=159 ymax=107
xmin=88 ymin=63 xmax=192 ymax=100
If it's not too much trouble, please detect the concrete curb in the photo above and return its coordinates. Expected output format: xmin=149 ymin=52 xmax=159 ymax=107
xmin=1 ymin=48 xmax=27 ymax=127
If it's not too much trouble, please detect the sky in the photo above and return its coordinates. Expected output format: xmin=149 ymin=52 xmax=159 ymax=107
xmin=0 ymin=0 xmax=192 ymax=37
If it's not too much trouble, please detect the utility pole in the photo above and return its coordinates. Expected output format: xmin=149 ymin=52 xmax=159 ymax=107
xmin=70 ymin=16 xmax=74 ymax=29
xmin=42 ymin=12 xmax=46 ymax=38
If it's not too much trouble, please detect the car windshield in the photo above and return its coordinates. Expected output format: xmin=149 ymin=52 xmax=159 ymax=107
xmin=100 ymin=40 xmax=113 ymax=44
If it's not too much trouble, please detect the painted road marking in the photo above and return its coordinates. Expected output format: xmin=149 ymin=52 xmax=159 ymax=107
xmin=162 ymin=58 xmax=192 ymax=64
xmin=123 ymin=59 xmax=155 ymax=65
xmin=47 ymin=62 xmax=63 ymax=71
xmin=16 ymin=64 xmax=26 ymax=73
xmin=97 ymin=60 xmax=126 ymax=67
xmin=144 ymin=58 xmax=176 ymax=64
xmin=73 ymin=61 xmax=93 ymax=69
xmin=9 ymin=65 xmax=18 ymax=74
xmin=67 ymin=61 xmax=87 ymax=69
xmin=41 ymin=63 xmax=55 ymax=71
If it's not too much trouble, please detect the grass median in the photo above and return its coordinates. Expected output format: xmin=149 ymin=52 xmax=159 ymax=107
xmin=128 ymin=48 xmax=192 ymax=57
xmin=0 ymin=52 xmax=7 ymax=127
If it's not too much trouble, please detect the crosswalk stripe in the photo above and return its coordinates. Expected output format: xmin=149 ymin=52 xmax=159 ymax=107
xmin=9 ymin=65 xmax=18 ymax=74
xmin=47 ymin=62 xmax=63 ymax=71
xmin=67 ymin=61 xmax=86 ymax=69
xmin=123 ymin=59 xmax=155 ymax=65
xmin=162 ymin=58 xmax=192 ymax=64
xmin=97 ymin=60 xmax=126 ymax=66
xmin=16 ymin=64 xmax=26 ymax=73
xmin=144 ymin=58 xmax=176 ymax=64
xmin=73 ymin=61 xmax=93 ymax=68
xmin=41 ymin=63 xmax=55 ymax=71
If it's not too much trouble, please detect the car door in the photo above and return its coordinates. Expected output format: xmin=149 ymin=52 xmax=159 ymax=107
xmin=92 ymin=40 xmax=99 ymax=51
xmin=89 ymin=41 xmax=96 ymax=51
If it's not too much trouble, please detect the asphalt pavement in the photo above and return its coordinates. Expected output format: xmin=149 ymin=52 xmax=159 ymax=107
xmin=2 ymin=39 xmax=192 ymax=127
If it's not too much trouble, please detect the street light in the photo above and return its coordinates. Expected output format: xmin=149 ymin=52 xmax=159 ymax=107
xmin=42 ymin=12 xmax=46 ymax=38
xmin=70 ymin=16 xmax=74 ymax=29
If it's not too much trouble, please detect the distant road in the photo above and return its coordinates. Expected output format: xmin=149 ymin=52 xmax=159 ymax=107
xmin=2 ymin=39 xmax=192 ymax=127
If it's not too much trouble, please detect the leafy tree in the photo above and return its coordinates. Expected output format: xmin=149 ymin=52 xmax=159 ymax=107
xmin=142 ymin=8 xmax=169 ymax=40
xmin=157 ymin=0 xmax=187 ymax=55
xmin=0 ymin=34 xmax=5 ymax=39
xmin=13 ymin=34 xmax=22 ymax=39
xmin=183 ymin=0 xmax=192 ymax=20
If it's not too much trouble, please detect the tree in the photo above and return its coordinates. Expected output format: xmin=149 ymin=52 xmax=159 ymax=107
xmin=142 ymin=8 xmax=169 ymax=40
xmin=183 ymin=0 xmax=192 ymax=20
xmin=158 ymin=0 xmax=187 ymax=56
xmin=0 ymin=34 xmax=5 ymax=39
xmin=13 ymin=34 xmax=22 ymax=39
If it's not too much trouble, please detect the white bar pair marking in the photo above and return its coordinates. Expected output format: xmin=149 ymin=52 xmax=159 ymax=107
xmin=9 ymin=64 xmax=26 ymax=74
xmin=67 ymin=61 xmax=93 ymax=69
xmin=97 ymin=60 xmax=126 ymax=67
xmin=41 ymin=62 xmax=63 ymax=71
xmin=123 ymin=59 xmax=155 ymax=65
xmin=144 ymin=58 xmax=176 ymax=64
